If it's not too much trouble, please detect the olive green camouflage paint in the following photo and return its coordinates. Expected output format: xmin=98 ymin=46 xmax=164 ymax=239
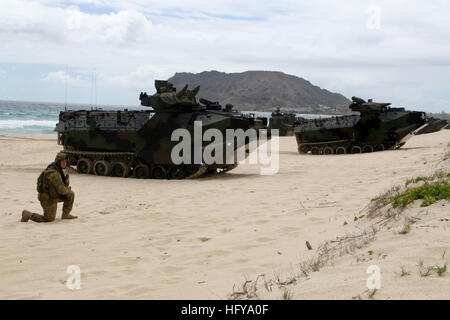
xmin=56 ymin=80 xmax=252 ymax=169
xmin=269 ymin=108 xmax=297 ymax=136
xmin=294 ymin=97 xmax=428 ymax=153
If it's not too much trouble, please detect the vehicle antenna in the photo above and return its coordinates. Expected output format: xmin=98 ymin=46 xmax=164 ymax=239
xmin=64 ymin=64 xmax=68 ymax=111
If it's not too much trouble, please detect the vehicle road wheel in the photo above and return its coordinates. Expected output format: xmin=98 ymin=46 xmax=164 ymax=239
xmin=362 ymin=145 xmax=374 ymax=153
xmin=311 ymin=147 xmax=322 ymax=155
xmin=373 ymin=144 xmax=385 ymax=152
xmin=168 ymin=166 xmax=187 ymax=180
xmin=133 ymin=164 xmax=150 ymax=179
xmin=94 ymin=160 xmax=111 ymax=176
xmin=111 ymin=162 xmax=129 ymax=178
xmin=351 ymin=146 xmax=362 ymax=154
xmin=152 ymin=166 xmax=167 ymax=179
xmin=323 ymin=146 xmax=334 ymax=155
xmin=335 ymin=146 xmax=347 ymax=155
xmin=298 ymin=145 xmax=309 ymax=154
xmin=77 ymin=158 xmax=93 ymax=174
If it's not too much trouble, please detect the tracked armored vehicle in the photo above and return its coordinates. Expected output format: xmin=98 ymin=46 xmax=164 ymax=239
xmin=243 ymin=112 xmax=269 ymax=132
xmin=268 ymin=108 xmax=297 ymax=136
xmin=55 ymin=80 xmax=253 ymax=179
xmin=200 ymin=100 xmax=269 ymax=132
xmin=294 ymin=97 xmax=429 ymax=155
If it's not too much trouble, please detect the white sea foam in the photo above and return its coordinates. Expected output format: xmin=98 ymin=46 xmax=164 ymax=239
xmin=0 ymin=119 xmax=57 ymax=129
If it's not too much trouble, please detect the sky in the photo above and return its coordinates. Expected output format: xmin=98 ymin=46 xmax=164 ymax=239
xmin=0 ymin=0 xmax=449 ymax=112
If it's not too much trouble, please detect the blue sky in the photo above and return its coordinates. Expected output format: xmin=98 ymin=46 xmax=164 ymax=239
xmin=1 ymin=0 xmax=450 ymax=112
xmin=65 ymin=2 xmax=116 ymax=15
xmin=0 ymin=63 xmax=140 ymax=106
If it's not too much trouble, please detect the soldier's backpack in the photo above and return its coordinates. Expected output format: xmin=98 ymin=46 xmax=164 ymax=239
xmin=36 ymin=166 xmax=55 ymax=193
xmin=36 ymin=170 xmax=47 ymax=193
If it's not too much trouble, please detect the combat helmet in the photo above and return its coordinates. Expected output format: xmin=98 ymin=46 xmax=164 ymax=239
xmin=55 ymin=152 xmax=68 ymax=163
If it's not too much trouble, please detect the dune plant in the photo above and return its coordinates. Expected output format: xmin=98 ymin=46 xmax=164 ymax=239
xmin=368 ymin=289 xmax=377 ymax=299
xmin=435 ymin=263 xmax=447 ymax=276
xmin=282 ymin=288 xmax=293 ymax=300
xmin=392 ymin=179 xmax=450 ymax=208
xmin=400 ymin=266 xmax=410 ymax=277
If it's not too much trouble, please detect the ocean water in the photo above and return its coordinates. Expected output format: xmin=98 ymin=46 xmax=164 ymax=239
xmin=0 ymin=100 xmax=140 ymax=136
xmin=0 ymin=100 xmax=333 ymax=136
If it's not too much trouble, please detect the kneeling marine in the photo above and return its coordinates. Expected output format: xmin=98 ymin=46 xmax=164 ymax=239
xmin=21 ymin=152 xmax=77 ymax=222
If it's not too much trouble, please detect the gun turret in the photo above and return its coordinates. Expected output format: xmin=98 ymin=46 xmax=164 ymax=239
xmin=350 ymin=97 xmax=391 ymax=113
xmin=140 ymin=80 xmax=201 ymax=109
xmin=199 ymin=98 xmax=222 ymax=110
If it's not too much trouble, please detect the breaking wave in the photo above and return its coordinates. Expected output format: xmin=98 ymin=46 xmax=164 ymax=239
xmin=0 ymin=119 xmax=57 ymax=129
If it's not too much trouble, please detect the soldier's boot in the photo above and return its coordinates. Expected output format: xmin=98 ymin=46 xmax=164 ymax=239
xmin=61 ymin=191 xmax=76 ymax=219
xmin=21 ymin=210 xmax=33 ymax=222
xmin=62 ymin=213 xmax=78 ymax=219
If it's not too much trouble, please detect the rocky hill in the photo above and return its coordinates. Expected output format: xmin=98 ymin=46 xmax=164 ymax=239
xmin=168 ymin=70 xmax=351 ymax=114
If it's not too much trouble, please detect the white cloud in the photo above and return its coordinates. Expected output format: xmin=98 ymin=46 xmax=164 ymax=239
xmin=0 ymin=71 xmax=6 ymax=79
xmin=99 ymin=65 xmax=168 ymax=90
xmin=0 ymin=0 xmax=450 ymax=111
xmin=40 ymin=70 xmax=90 ymax=87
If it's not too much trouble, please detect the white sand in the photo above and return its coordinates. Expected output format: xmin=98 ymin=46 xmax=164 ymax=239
xmin=0 ymin=131 xmax=448 ymax=299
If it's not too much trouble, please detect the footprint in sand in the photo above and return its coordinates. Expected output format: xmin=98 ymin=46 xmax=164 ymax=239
xmin=88 ymin=270 xmax=107 ymax=278
xmin=255 ymin=237 xmax=273 ymax=243
xmin=253 ymin=219 xmax=269 ymax=225
xmin=260 ymin=263 xmax=278 ymax=269
xmin=49 ymin=233 xmax=64 ymax=240
xmin=280 ymin=226 xmax=299 ymax=233
xmin=208 ymin=249 xmax=229 ymax=257
xmin=125 ymin=286 xmax=153 ymax=297
xmin=306 ymin=217 xmax=326 ymax=226
xmin=184 ymin=244 xmax=202 ymax=250
xmin=160 ymin=265 xmax=185 ymax=274
xmin=239 ymin=244 xmax=259 ymax=250
xmin=111 ymin=257 xmax=140 ymax=267
xmin=199 ymin=237 xmax=211 ymax=242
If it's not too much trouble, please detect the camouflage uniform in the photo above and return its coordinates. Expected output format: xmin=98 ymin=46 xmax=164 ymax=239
xmin=22 ymin=152 xmax=76 ymax=222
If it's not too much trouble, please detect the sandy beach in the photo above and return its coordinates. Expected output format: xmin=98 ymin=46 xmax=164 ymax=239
xmin=0 ymin=130 xmax=449 ymax=300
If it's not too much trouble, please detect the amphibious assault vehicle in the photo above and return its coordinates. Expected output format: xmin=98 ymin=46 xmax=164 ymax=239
xmin=55 ymin=80 xmax=255 ymax=179
xmin=294 ymin=97 xmax=430 ymax=155
xmin=268 ymin=108 xmax=297 ymax=136
xmin=200 ymin=101 xmax=269 ymax=133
